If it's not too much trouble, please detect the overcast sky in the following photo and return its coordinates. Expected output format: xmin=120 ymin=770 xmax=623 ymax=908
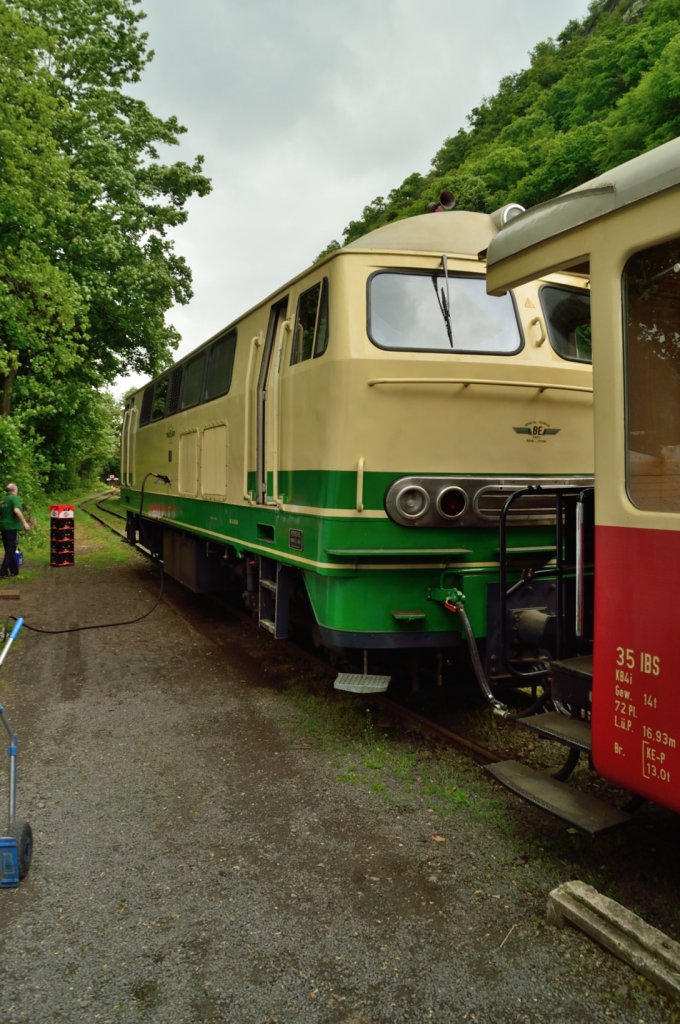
xmin=118 ymin=0 xmax=593 ymax=394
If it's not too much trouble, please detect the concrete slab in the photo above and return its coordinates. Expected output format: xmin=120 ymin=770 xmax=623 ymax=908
xmin=547 ymin=879 xmax=680 ymax=1000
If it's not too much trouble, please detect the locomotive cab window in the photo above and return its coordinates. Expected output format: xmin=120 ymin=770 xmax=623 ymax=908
xmin=291 ymin=278 xmax=329 ymax=364
xmin=625 ymin=238 xmax=680 ymax=511
xmin=540 ymin=285 xmax=592 ymax=362
xmin=368 ymin=271 xmax=520 ymax=353
xmin=151 ymin=375 xmax=169 ymax=421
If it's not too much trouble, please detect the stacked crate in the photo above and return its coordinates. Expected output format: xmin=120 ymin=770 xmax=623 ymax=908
xmin=50 ymin=505 xmax=74 ymax=567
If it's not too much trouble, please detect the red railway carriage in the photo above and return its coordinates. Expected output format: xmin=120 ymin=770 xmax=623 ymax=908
xmin=485 ymin=138 xmax=680 ymax=830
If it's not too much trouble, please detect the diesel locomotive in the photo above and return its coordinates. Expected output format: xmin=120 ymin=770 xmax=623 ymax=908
xmin=120 ymin=203 xmax=593 ymax=693
xmin=485 ymin=136 xmax=680 ymax=830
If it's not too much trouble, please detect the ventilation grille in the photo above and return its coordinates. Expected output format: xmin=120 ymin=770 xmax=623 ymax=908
xmin=474 ymin=487 xmax=558 ymax=524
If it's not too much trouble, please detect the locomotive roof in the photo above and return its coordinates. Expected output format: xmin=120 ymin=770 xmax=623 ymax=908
xmin=343 ymin=210 xmax=497 ymax=257
xmin=487 ymin=136 xmax=680 ymax=270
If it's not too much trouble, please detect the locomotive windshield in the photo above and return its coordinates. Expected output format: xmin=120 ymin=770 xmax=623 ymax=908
xmin=368 ymin=271 xmax=521 ymax=353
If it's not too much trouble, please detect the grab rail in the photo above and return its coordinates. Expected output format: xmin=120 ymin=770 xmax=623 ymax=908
xmin=367 ymin=377 xmax=592 ymax=394
xmin=242 ymin=334 xmax=262 ymax=503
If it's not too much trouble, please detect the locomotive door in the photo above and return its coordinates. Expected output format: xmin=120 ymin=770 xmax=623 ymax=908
xmin=255 ymin=298 xmax=288 ymax=504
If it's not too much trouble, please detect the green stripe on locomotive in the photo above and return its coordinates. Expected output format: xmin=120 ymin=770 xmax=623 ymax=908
xmin=121 ymin=476 xmax=558 ymax=645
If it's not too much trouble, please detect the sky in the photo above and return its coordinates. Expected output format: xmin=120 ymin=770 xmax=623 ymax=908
xmin=117 ymin=0 xmax=593 ymax=395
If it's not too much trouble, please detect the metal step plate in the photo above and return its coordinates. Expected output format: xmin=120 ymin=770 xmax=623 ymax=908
xmin=333 ymin=673 xmax=391 ymax=694
xmin=519 ymin=712 xmax=592 ymax=752
xmin=486 ymin=760 xmax=632 ymax=835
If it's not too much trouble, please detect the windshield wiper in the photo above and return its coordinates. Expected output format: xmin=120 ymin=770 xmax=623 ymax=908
xmin=432 ymin=255 xmax=454 ymax=348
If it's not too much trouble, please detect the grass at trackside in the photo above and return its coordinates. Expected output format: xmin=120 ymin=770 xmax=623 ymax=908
xmin=277 ymin=678 xmax=506 ymax=828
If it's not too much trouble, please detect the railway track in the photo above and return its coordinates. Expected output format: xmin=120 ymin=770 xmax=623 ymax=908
xmin=79 ymin=490 xmax=127 ymax=532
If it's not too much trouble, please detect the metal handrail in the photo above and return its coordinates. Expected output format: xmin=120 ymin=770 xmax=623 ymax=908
xmin=497 ymin=486 xmax=593 ymax=679
xmin=367 ymin=377 xmax=592 ymax=394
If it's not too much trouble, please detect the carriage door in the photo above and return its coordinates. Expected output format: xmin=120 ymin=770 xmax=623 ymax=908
xmin=256 ymin=298 xmax=288 ymax=504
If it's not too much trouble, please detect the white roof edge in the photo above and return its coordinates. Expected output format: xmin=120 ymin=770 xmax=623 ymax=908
xmin=487 ymin=136 xmax=680 ymax=267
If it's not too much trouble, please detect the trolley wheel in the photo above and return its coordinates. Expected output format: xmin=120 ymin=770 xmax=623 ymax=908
xmin=9 ymin=820 xmax=33 ymax=879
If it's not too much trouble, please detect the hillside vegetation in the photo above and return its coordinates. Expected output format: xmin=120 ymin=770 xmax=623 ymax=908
xmin=323 ymin=0 xmax=680 ymax=252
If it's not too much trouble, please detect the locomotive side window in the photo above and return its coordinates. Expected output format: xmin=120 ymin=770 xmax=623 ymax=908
xmin=151 ymin=375 xmax=169 ymax=421
xmin=140 ymin=384 xmax=154 ymax=426
xmin=291 ymin=278 xmax=330 ymax=364
xmin=368 ymin=271 xmax=520 ymax=353
xmin=204 ymin=329 xmax=237 ymax=402
xmin=167 ymin=366 xmax=183 ymax=414
xmin=182 ymin=352 xmax=206 ymax=409
xmin=625 ymin=238 xmax=680 ymax=511
xmin=540 ymin=285 xmax=592 ymax=362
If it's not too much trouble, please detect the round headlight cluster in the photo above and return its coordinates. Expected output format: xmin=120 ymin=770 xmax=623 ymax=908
xmin=386 ymin=478 xmax=469 ymax=526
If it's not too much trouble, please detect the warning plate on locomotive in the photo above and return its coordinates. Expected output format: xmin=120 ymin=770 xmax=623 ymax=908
xmin=289 ymin=529 xmax=304 ymax=551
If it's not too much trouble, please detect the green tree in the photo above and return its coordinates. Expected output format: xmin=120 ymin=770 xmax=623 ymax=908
xmin=15 ymin=0 xmax=213 ymax=385
xmin=0 ymin=4 xmax=86 ymax=417
xmin=30 ymin=385 xmax=121 ymax=488
xmin=0 ymin=0 xmax=212 ymax=492
xmin=600 ymin=29 xmax=680 ymax=163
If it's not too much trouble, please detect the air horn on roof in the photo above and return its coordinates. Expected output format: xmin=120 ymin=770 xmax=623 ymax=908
xmin=427 ymin=189 xmax=456 ymax=213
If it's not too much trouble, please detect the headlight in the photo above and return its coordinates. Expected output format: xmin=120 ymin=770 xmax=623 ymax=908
xmin=395 ymin=485 xmax=430 ymax=520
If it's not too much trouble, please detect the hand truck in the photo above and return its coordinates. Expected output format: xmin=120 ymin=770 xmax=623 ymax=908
xmin=0 ymin=619 xmax=33 ymax=887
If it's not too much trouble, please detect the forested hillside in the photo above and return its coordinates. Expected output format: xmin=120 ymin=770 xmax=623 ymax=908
xmin=325 ymin=0 xmax=680 ymax=251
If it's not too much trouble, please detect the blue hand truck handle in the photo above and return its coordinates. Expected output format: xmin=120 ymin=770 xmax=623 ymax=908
xmin=0 ymin=617 xmax=24 ymax=671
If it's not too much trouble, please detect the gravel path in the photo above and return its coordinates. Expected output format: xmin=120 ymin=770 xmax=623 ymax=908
xmin=0 ymin=553 xmax=675 ymax=1023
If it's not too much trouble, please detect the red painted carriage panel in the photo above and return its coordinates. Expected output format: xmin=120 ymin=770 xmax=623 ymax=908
xmin=592 ymin=525 xmax=680 ymax=811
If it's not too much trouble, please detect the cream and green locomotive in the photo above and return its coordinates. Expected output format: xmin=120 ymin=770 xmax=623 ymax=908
xmin=121 ymin=206 xmax=593 ymax=690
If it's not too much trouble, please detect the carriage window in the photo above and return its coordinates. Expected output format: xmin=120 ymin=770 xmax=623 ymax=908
xmin=291 ymin=278 xmax=330 ymax=364
xmin=151 ymin=375 xmax=169 ymax=421
xmin=368 ymin=271 xmax=520 ymax=353
xmin=625 ymin=238 xmax=680 ymax=511
xmin=181 ymin=352 xmax=206 ymax=409
xmin=540 ymin=285 xmax=592 ymax=362
xmin=204 ymin=330 xmax=237 ymax=402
